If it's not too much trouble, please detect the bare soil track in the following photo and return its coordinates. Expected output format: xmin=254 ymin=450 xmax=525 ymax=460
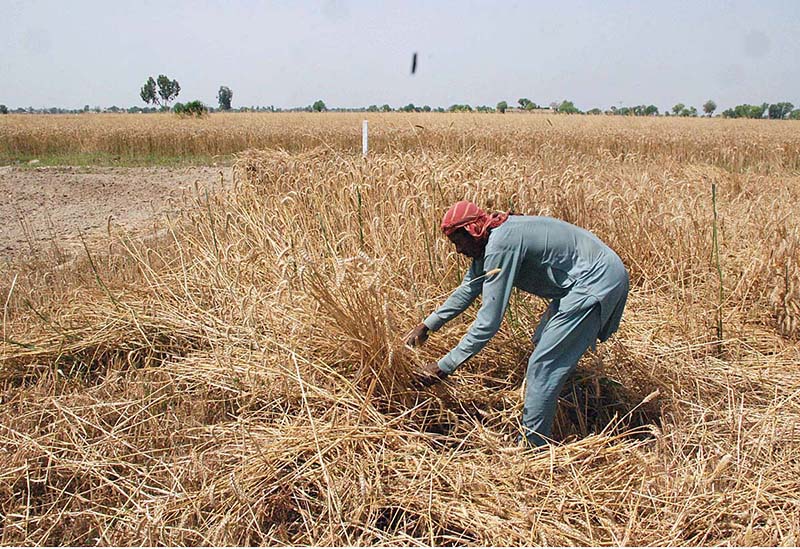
xmin=0 ymin=165 xmax=232 ymax=264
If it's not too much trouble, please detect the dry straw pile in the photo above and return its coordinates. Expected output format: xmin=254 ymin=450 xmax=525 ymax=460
xmin=2 ymin=115 xmax=800 ymax=545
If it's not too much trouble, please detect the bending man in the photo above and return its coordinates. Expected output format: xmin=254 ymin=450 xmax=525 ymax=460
xmin=406 ymin=201 xmax=629 ymax=447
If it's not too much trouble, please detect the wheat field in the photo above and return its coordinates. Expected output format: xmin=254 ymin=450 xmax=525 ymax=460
xmin=3 ymin=112 xmax=800 ymax=171
xmin=1 ymin=113 xmax=799 ymax=545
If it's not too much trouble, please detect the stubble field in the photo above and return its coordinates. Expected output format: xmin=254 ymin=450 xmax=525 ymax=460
xmin=1 ymin=113 xmax=799 ymax=545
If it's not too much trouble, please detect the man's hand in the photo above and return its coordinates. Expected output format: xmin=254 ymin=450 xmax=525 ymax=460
xmin=405 ymin=323 xmax=430 ymax=348
xmin=415 ymin=361 xmax=448 ymax=387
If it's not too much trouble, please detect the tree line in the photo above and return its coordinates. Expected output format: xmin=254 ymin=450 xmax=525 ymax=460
xmin=1 ymin=75 xmax=798 ymax=120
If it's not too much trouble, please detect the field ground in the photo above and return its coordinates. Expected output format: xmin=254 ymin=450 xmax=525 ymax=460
xmin=1 ymin=113 xmax=799 ymax=545
xmin=1 ymin=166 xmax=232 ymax=263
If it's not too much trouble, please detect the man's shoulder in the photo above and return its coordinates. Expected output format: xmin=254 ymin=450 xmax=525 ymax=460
xmin=490 ymin=215 xmax=544 ymax=237
xmin=505 ymin=215 xmax=576 ymax=233
xmin=485 ymin=223 xmax=522 ymax=253
xmin=486 ymin=215 xmax=559 ymax=251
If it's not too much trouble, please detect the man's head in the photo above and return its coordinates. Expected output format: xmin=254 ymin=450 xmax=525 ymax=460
xmin=440 ymin=201 xmax=510 ymax=258
xmin=447 ymin=227 xmax=486 ymax=259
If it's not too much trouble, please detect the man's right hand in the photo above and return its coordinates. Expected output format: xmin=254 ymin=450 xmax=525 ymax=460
xmin=405 ymin=323 xmax=430 ymax=347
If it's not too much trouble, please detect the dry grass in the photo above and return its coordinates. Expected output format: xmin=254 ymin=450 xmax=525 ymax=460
xmin=2 ymin=114 xmax=800 ymax=545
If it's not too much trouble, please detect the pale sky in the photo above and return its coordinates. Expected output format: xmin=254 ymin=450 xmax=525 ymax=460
xmin=3 ymin=0 xmax=799 ymax=112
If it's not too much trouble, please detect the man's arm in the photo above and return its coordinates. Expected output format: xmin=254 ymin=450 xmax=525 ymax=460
xmin=405 ymin=261 xmax=484 ymax=348
xmin=421 ymin=260 xmax=484 ymax=332
xmin=437 ymin=249 xmax=520 ymax=374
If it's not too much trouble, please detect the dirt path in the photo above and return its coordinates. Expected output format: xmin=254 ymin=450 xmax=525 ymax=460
xmin=0 ymin=165 xmax=233 ymax=264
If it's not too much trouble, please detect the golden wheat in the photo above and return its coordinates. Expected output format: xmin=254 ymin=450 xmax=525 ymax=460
xmin=2 ymin=112 xmax=800 ymax=172
xmin=1 ymin=114 xmax=799 ymax=545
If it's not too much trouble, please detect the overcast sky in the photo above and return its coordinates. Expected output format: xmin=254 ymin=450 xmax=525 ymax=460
xmin=3 ymin=0 xmax=799 ymax=112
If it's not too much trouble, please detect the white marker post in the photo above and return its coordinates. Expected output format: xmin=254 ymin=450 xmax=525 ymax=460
xmin=362 ymin=120 xmax=368 ymax=157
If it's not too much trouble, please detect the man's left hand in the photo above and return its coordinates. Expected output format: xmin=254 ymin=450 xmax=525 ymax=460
xmin=416 ymin=361 xmax=448 ymax=387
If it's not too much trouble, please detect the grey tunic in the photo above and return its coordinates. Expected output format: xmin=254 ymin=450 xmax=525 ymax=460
xmin=423 ymin=216 xmax=629 ymax=374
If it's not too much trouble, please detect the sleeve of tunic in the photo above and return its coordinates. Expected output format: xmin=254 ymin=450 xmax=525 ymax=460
xmin=422 ymin=261 xmax=483 ymax=332
xmin=438 ymin=248 xmax=521 ymax=374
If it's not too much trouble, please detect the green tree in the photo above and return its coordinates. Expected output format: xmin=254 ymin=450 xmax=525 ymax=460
xmin=586 ymin=107 xmax=602 ymax=115
xmin=312 ymin=99 xmax=327 ymax=112
xmin=140 ymin=77 xmax=157 ymax=106
xmin=367 ymin=105 xmax=379 ymax=112
xmin=381 ymin=104 xmax=391 ymax=112
xmin=721 ymin=103 xmax=768 ymax=119
xmin=140 ymin=74 xmax=180 ymax=108
xmin=645 ymin=105 xmax=659 ymax=116
xmin=173 ymin=100 xmax=207 ymax=117
xmin=0 ymin=104 xmax=7 ymax=114
xmin=156 ymin=75 xmax=180 ymax=108
xmin=790 ymin=109 xmax=800 ymax=120
xmin=672 ymin=103 xmax=685 ymax=116
xmin=217 ymin=86 xmax=233 ymax=111
xmin=496 ymin=100 xmax=508 ymax=114
xmin=703 ymin=100 xmax=717 ymax=116
xmin=557 ymin=100 xmax=581 ymax=114
xmin=422 ymin=105 xmax=431 ymax=112
xmin=768 ymin=102 xmax=794 ymax=119
xmin=518 ymin=98 xmax=537 ymax=110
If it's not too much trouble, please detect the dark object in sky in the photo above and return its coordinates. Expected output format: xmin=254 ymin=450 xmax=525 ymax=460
xmin=411 ymin=52 xmax=417 ymax=74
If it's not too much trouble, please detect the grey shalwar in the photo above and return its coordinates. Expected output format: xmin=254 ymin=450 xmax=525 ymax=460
xmin=423 ymin=215 xmax=629 ymax=446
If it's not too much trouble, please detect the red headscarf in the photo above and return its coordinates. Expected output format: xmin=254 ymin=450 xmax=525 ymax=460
xmin=440 ymin=201 xmax=510 ymax=240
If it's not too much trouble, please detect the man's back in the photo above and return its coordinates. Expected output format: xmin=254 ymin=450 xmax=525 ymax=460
xmin=485 ymin=215 xmax=628 ymax=340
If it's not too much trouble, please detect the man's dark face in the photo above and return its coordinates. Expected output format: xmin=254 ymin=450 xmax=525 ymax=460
xmin=448 ymin=229 xmax=486 ymax=259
